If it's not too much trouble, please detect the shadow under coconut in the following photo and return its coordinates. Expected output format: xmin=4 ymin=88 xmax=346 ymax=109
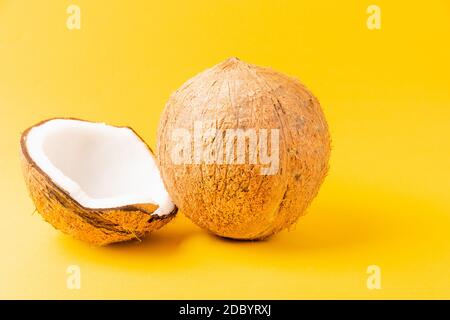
xmin=56 ymin=216 xmax=202 ymax=272
xmin=272 ymin=210 xmax=382 ymax=253
xmin=202 ymin=203 xmax=387 ymax=260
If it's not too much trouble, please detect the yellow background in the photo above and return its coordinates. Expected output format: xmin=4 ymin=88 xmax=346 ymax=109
xmin=0 ymin=0 xmax=449 ymax=299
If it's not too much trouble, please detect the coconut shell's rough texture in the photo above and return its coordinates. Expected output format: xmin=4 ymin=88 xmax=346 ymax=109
xmin=157 ymin=58 xmax=331 ymax=240
xmin=20 ymin=121 xmax=176 ymax=246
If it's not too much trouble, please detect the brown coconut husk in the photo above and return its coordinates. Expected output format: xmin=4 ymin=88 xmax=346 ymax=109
xmin=157 ymin=58 xmax=330 ymax=240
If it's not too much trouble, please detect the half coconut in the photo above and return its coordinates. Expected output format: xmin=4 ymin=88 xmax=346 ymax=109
xmin=20 ymin=118 xmax=177 ymax=245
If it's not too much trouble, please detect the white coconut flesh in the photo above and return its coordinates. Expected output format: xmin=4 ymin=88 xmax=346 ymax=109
xmin=25 ymin=119 xmax=174 ymax=216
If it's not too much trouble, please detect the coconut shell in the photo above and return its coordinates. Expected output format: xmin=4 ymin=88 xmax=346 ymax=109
xmin=20 ymin=120 xmax=177 ymax=246
xmin=157 ymin=58 xmax=330 ymax=240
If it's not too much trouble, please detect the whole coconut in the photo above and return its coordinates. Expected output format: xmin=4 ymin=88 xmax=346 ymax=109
xmin=157 ymin=57 xmax=330 ymax=240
